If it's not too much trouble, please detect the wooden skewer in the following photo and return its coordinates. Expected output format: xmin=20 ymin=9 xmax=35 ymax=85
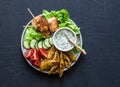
xmin=64 ymin=33 xmax=87 ymax=55
xmin=23 ymin=8 xmax=35 ymax=28
xmin=23 ymin=26 xmax=32 ymax=28
xmin=27 ymin=8 xmax=35 ymax=18
xmin=69 ymin=40 xmax=86 ymax=55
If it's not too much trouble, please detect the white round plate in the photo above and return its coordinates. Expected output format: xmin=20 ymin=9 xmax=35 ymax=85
xmin=21 ymin=15 xmax=83 ymax=73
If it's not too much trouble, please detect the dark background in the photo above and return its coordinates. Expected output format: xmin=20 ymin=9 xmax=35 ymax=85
xmin=0 ymin=0 xmax=120 ymax=87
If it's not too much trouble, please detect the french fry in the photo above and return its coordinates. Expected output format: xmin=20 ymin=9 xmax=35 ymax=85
xmin=40 ymin=60 xmax=59 ymax=71
xmin=63 ymin=54 xmax=71 ymax=69
xmin=48 ymin=65 xmax=58 ymax=74
xmin=48 ymin=50 xmax=60 ymax=74
xmin=53 ymin=51 xmax=59 ymax=60
xmin=64 ymin=61 xmax=71 ymax=69
xmin=59 ymin=52 xmax=64 ymax=77
xmin=66 ymin=51 xmax=76 ymax=62
xmin=47 ymin=46 xmax=56 ymax=59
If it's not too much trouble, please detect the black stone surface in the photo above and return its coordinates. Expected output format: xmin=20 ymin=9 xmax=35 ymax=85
xmin=0 ymin=0 xmax=120 ymax=87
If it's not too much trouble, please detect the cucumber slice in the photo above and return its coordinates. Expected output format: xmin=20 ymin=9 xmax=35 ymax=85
xmin=35 ymin=42 xmax=39 ymax=50
xmin=23 ymin=40 xmax=30 ymax=49
xmin=38 ymin=41 xmax=43 ymax=49
xmin=44 ymin=38 xmax=51 ymax=48
xmin=49 ymin=37 xmax=53 ymax=45
xmin=30 ymin=39 xmax=37 ymax=48
xmin=42 ymin=41 xmax=49 ymax=49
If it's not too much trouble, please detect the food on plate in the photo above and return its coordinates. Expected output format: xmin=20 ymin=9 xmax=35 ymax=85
xmin=39 ymin=48 xmax=48 ymax=58
xmin=48 ymin=65 xmax=58 ymax=74
xmin=43 ymin=9 xmax=80 ymax=35
xmin=38 ymin=47 xmax=76 ymax=77
xmin=65 ymin=51 xmax=76 ymax=62
xmin=64 ymin=61 xmax=70 ymax=69
xmin=63 ymin=53 xmax=71 ymax=69
xmin=53 ymin=50 xmax=59 ymax=60
xmin=23 ymin=46 xmax=78 ymax=77
xmin=24 ymin=49 xmax=34 ymax=59
xmin=40 ymin=59 xmax=59 ymax=71
xmin=53 ymin=28 xmax=77 ymax=51
xmin=24 ymin=26 xmax=44 ymax=41
xmin=32 ymin=15 xmax=49 ymax=32
xmin=42 ymin=30 xmax=51 ymax=38
xmin=22 ymin=9 xmax=83 ymax=78
xmin=47 ymin=46 xmax=56 ymax=59
xmin=24 ymin=48 xmax=48 ymax=67
xmin=24 ymin=48 xmax=40 ymax=67
xmin=59 ymin=52 xmax=64 ymax=77
xmin=24 ymin=36 xmax=53 ymax=50
xmin=48 ymin=17 xmax=58 ymax=32
xmin=31 ymin=15 xmax=51 ymax=37
xmin=31 ymin=15 xmax=59 ymax=37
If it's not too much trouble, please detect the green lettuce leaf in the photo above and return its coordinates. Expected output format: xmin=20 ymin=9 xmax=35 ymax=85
xmin=42 ymin=9 xmax=80 ymax=35
xmin=24 ymin=26 xmax=44 ymax=41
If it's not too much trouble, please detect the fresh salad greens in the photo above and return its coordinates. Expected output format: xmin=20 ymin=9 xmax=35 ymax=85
xmin=72 ymin=43 xmax=82 ymax=54
xmin=23 ymin=26 xmax=53 ymax=50
xmin=42 ymin=9 xmax=80 ymax=35
xmin=24 ymin=26 xmax=44 ymax=42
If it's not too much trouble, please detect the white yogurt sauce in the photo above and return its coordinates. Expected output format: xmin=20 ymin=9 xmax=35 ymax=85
xmin=54 ymin=29 xmax=76 ymax=51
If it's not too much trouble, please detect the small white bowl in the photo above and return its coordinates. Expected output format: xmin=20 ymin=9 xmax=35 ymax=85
xmin=53 ymin=27 xmax=77 ymax=52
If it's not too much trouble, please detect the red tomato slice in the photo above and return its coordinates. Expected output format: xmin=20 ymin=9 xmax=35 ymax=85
xmin=24 ymin=48 xmax=42 ymax=67
xmin=39 ymin=48 xmax=48 ymax=58
xmin=31 ymin=60 xmax=41 ymax=67
xmin=31 ymin=49 xmax=40 ymax=61
xmin=24 ymin=49 xmax=34 ymax=59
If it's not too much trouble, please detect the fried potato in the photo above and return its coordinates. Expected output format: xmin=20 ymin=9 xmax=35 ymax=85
xmin=48 ymin=50 xmax=60 ymax=74
xmin=48 ymin=65 xmax=58 ymax=74
xmin=54 ymin=67 xmax=59 ymax=74
xmin=64 ymin=61 xmax=71 ymax=69
xmin=47 ymin=46 xmax=56 ymax=59
xmin=53 ymin=51 xmax=59 ymax=60
xmin=59 ymin=52 xmax=64 ymax=77
xmin=66 ymin=51 xmax=76 ymax=62
xmin=40 ymin=60 xmax=59 ymax=71
xmin=63 ymin=54 xmax=71 ymax=69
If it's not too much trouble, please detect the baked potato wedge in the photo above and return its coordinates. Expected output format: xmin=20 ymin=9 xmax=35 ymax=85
xmin=66 ymin=51 xmax=76 ymax=62
xmin=59 ymin=52 xmax=64 ymax=77
xmin=63 ymin=53 xmax=71 ymax=69
xmin=40 ymin=60 xmax=59 ymax=71
xmin=47 ymin=46 xmax=56 ymax=59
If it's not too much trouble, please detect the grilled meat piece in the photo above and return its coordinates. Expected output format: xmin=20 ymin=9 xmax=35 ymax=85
xmin=48 ymin=17 xmax=58 ymax=32
xmin=31 ymin=16 xmax=49 ymax=32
